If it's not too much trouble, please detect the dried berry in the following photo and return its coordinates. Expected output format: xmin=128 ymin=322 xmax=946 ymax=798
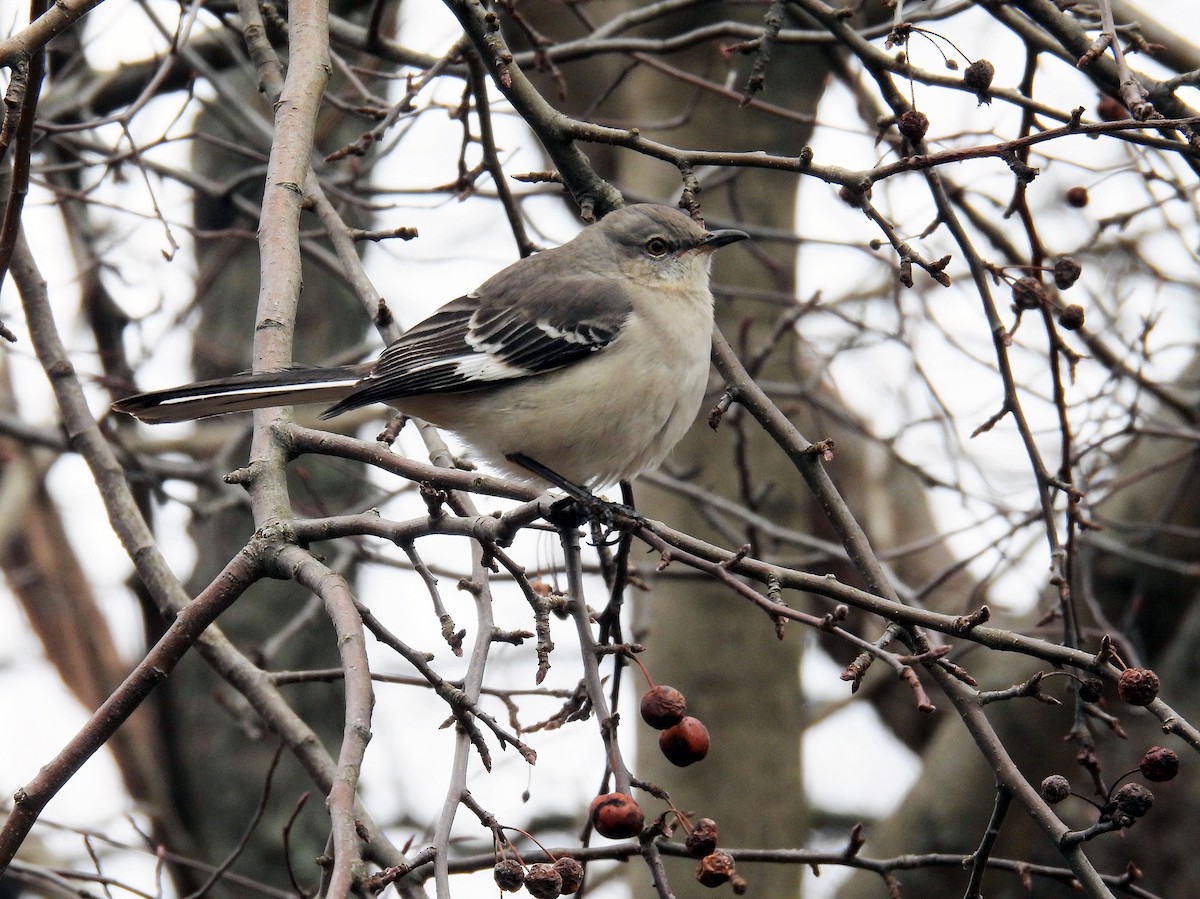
xmin=696 ymin=850 xmax=736 ymax=888
xmin=553 ymin=857 xmax=585 ymax=895
xmin=1053 ymin=256 xmax=1083 ymax=289
xmin=1065 ymin=186 xmax=1089 ymax=207
xmin=1139 ymin=746 xmax=1180 ymax=782
xmin=963 ymin=59 xmax=995 ymax=102
xmin=1117 ymin=667 xmax=1160 ymax=706
xmin=524 ymin=862 xmax=563 ymax=899
xmin=731 ymin=874 xmax=749 ymax=895
xmin=898 ymin=109 xmax=929 ymax=143
xmin=640 ymin=685 xmax=688 ymax=729
xmin=1058 ymin=305 xmax=1085 ymax=331
xmin=1078 ymin=677 xmax=1104 ymax=703
xmin=588 ymin=793 xmax=644 ymax=839
xmin=685 ymin=818 xmax=719 ymax=858
xmin=659 ymin=716 xmax=711 ymax=767
xmin=1097 ymin=95 xmax=1128 ymax=121
xmin=1011 ymin=277 xmax=1046 ymax=310
xmin=1041 ymin=774 xmax=1071 ymax=804
xmin=1113 ymin=782 xmax=1154 ymax=818
xmin=493 ymin=858 xmax=525 ymax=892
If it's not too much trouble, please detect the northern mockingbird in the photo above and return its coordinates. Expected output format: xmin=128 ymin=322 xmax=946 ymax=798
xmin=113 ymin=204 xmax=748 ymax=488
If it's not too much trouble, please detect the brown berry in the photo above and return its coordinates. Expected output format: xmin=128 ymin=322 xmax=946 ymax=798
xmin=1041 ymin=774 xmax=1071 ymax=804
xmin=1011 ymin=277 xmax=1046 ymax=310
xmin=898 ymin=109 xmax=929 ymax=143
xmin=1097 ymin=95 xmax=1128 ymax=121
xmin=524 ymin=863 xmax=563 ymax=899
xmin=640 ymin=685 xmax=687 ymax=729
xmin=493 ymin=858 xmax=525 ymax=892
xmin=1078 ymin=677 xmax=1104 ymax=703
xmin=963 ymin=59 xmax=995 ymax=102
xmin=685 ymin=818 xmax=719 ymax=858
xmin=1053 ymin=256 xmax=1083 ymax=289
xmin=731 ymin=874 xmax=749 ymax=895
xmin=696 ymin=850 xmax=736 ymax=887
xmin=1112 ymin=782 xmax=1154 ymax=818
xmin=1139 ymin=746 xmax=1180 ymax=782
xmin=1058 ymin=304 xmax=1085 ymax=331
xmin=588 ymin=792 xmax=644 ymax=839
xmin=553 ymin=857 xmax=585 ymax=895
xmin=1065 ymin=186 xmax=1089 ymax=207
xmin=1117 ymin=667 xmax=1159 ymax=706
xmin=659 ymin=716 xmax=711 ymax=767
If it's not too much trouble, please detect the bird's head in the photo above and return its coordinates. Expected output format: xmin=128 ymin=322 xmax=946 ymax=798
xmin=592 ymin=204 xmax=748 ymax=287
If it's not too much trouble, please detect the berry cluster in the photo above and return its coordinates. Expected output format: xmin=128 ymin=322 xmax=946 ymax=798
xmin=492 ymin=856 xmax=584 ymax=897
xmin=1040 ymin=745 xmax=1179 ymax=834
xmin=640 ymin=685 xmax=711 ymax=766
xmin=685 ymin=818 xmax=745 ymax=891
xmin=584 ymin=679 xmax=743 ymax=889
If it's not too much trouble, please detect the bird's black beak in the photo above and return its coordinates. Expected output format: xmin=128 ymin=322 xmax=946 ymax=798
xmin=700 ymin=228 xmax=750 ymax=248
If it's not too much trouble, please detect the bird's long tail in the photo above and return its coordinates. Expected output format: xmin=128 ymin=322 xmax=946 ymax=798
xmin=112 ymin=365 xmax=370 ymax=424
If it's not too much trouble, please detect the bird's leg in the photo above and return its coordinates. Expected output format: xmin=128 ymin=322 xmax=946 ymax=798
xmin=505 ymin=453 xmax=642 ymax=532
xmin=507 ymin=453 xmax=593 ymax=503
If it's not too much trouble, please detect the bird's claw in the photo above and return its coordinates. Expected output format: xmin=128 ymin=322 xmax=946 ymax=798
xmin=547 ymin=495 xmax=642 ymax=537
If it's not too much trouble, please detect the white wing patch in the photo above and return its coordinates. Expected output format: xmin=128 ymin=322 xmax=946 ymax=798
xmin=450 ymin=353 xmax=533 ymax=382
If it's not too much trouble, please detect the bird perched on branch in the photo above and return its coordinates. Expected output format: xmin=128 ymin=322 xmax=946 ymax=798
xmin=114 ymin=204 xmax=748 ymax=489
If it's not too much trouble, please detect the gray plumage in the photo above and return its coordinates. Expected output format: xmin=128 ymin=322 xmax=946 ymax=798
xmin=113 ymin=204 xmax=747 ymax=487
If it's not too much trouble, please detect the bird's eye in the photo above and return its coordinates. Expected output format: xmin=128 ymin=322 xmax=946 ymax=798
xmin=644 ymin=237 xmax=670 ymax=258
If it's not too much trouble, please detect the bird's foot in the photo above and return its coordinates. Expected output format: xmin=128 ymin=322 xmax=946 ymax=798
xmin=507 ymin=453 xmax=642 ymax=534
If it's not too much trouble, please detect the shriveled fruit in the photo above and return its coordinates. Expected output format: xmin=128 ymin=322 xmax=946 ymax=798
xmin=1117 ymin=667 xmax=1159 ymax=706
xmin=493 ymin=858 xmax=525 ymax=892
xmin=640 ymin=685 xmax=687 ymax=729
xmin=554 ymin=857 xmax=585 ymax=894
xmin=524 ymin=863 xmax=563 ymax=899
xmin=686 ymin=818 xmax=719 ymax=858
xmin=1139 ymin=746 xmax=1179 ymax=783
xmin=696 ymin=850 xmax=735 ymax=887
xmin=1041 ymin=775 xmax=1070 ymax=804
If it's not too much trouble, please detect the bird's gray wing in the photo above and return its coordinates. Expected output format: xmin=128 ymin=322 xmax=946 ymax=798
xmin=324 ymin=280 xmax=632 ymax=413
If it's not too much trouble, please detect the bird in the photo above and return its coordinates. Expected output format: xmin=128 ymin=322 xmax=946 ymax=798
xmin=113 ymin=204 xmax=748 ymax=489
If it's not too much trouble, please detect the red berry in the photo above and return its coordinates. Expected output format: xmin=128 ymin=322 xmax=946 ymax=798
xmin=1117 ymin=667 xmax=1160 ymax=706
xmin=1139 ymin=746 xmax=1179 ymax=782
xmin=588 ymin=792 xmax=644 ymax=839
xmin=659 ymin=716 xmax=711 ymax=767
xmin=640 ymin=685 xmax=688 ymax=729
